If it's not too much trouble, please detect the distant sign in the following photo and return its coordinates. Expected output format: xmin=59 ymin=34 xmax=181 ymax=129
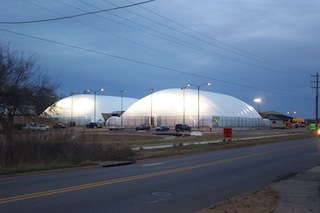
xmin=212 ymin=116 xmax=220 ymax=122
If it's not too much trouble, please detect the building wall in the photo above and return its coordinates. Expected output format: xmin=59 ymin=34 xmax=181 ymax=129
xmin=106 ymin=115 xmax=265 ymax=128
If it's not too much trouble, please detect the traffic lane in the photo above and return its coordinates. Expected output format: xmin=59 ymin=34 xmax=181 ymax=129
xmin=1 ymin=138 xmax=320 ymax=212
xmin=0 ymin=138 xmax=318 ymax=199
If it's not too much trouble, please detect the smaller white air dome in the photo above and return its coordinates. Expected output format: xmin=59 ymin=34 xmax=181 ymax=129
xmin=44 ymin=94 xmax=138 ymax=123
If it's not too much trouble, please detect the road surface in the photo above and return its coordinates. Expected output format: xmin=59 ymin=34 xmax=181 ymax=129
xmin=0 ymin=137 xmax=319 ymax=212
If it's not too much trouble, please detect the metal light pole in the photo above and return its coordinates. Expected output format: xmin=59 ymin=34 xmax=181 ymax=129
xmin=149 ymin=89 xmax=156 ymax=127
xmin=86 ymin=88 xmax=104 ymax=122
xmin=70 ymin=93 xmax=77 ymax=124
xmin=253 ymin=98 xmax=261 ymax=112
xmin=71 ymin=94 xmax=74 ymax=123
xmin=187 ymin=83 xmax=211 ymax=129
xmin=181 ymin=87 xmax=188 ymax=124
xmin=120 ymin=90 xmax=127 ymax=125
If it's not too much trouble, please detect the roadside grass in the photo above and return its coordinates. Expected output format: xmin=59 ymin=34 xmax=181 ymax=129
xmin=125 ymin=130 xmax=313 ymax=147
xmin=0 ymin=161 xmax=95 ymax=176
xmin=0 ymin=129 xmax=315 ymax=175
xmin=134 ymin=131 xmax=315 ymax=159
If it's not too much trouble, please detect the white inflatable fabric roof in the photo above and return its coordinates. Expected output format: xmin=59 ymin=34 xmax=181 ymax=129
xmin=44 ymin=94 xmax=138 ymax=122
xmin=123 ymin=88 xmax=261 ymax=118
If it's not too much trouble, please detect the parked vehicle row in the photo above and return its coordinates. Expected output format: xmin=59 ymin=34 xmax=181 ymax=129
xmin=132 ymin=124 xmax=191 ymax=132
xmin=23 ymin=123 xmax=49 ymax=131
xmin=21 ymin=122 xmax=192 ymax=132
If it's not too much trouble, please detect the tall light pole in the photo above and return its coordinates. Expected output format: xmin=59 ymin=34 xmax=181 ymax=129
xmin=149 ymin=89 xmax=156 ymax=127
xmin=120 ymin=90 xmax=127 ymax=125
xmin=253 ymin=98 xmax=261 ymax=112
xmin=70 ymin=92 xmax=79 ymax=125
xmin=181 ymin=87 xmax=188 ymax=124
xmin=86 ymin=88 xmax=104 ymax=122
xmin=187 ymin=82 xmax=211 ymax=130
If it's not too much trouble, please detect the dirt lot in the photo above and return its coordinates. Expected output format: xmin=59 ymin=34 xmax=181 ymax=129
xmin=198 ymin=186 xmax=279 ymax=213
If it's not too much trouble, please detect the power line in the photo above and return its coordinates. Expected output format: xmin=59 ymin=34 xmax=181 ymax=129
xmin=23 ymin=0 xmax=267 ymax=88
xmin=78 ymin=0 xmax=299 ymax=76
xmin=123 ymin=0 xmax=301 ymax=74
xmin=0 ymin=28 xmax=306 ymax=99
xmin=0 ymin=0 xmax=155 ymax=24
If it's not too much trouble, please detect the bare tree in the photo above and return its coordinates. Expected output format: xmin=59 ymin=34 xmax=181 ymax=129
xmin=0 ymin=44 xmax=59 ymax=165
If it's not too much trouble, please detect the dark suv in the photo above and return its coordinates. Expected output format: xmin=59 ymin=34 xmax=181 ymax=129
xmin=175 ymin=124 xmax=191 ymax=132
xmin=136 ymin=124 xmax=151 ymax=131
xmin=86 ymin=122 xmax=103 ymax=128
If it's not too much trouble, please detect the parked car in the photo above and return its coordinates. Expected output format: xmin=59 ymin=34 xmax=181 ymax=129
xmin=38 ymin=124 xmax=50 ymax=131
xmin=156 ymin=125 xmax=170 ymax=132
xmin=136 ymin=124 xmax=151 ymax=131
xmin=23 ymin=123 xmax=49 ymax=131
xmin=86 ymin=122 xmax=103 ymax=128
xmin=53 ymin=123 xmax=66 ymax=129
xmin=109 ymin=125 xmax=125 ymax=131
xmin=175 ymin=124 xmax=191 ymax=132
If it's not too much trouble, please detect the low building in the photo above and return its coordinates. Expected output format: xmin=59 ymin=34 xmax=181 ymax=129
xmin=259 ymin=111 xmax=291 ymax=128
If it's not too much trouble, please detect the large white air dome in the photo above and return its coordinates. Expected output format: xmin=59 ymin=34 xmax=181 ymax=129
xmin=123 ymin=88 xmax=260 ymax=117
xmin=119 ymin=88 xmax=262 ymax=128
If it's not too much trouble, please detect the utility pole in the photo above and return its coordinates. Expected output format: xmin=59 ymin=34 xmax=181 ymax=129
xmin=311 ymin=73 xmax=319 ymax=129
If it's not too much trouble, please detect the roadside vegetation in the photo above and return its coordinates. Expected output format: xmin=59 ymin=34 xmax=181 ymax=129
xmin=134 ymin=130 xmax=315 ymax=159
xmin=0 ymin=129 xmax=136 ymax=175
xmin=0 ymin=128 xmax=315 ymax=175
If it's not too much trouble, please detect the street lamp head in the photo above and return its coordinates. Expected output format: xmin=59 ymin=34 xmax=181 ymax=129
xmin=254 ymin=98 xmax=261 ymax=103
xmin=188 ymin=82 xmax=211 ymax=88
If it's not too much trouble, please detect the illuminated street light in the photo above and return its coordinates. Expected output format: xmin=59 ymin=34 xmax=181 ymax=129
xmin=253 ymin=98 xmax=262 ymax=112
xmin=149 ymin=89 xmax=156 ymax=127
xmin=287 ymin=111 xmax=297 ymax=117
xmin=187 ymin=82 xmax=211 ymax=129
xmin=86 ymin=88 xmax=104 ymax=122
xmin=120 ymin=90 xmax=127 ymax=125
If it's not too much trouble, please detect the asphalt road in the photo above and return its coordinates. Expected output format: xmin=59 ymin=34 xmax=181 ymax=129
xmin=1 ymin=137 xmax=319 ymax=213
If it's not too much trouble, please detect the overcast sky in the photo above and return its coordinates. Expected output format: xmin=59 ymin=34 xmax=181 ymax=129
xmin=1 ymin=0 xmax=319 ymax=118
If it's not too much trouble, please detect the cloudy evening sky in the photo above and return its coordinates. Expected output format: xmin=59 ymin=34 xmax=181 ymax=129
xmin=1 ymin=0 xmax=319 ymax=118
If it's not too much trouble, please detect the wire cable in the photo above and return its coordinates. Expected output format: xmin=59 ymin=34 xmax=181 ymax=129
xmin=101 ymin=0 xmax=303 ymax=76
xmin=0 ymin=0 xmax=154 ymax=24
xmin=0 ymin=28 xmax=307 ymax=99
xmin=23 ymin=0 xmax=267 ymax=88
xmin=123 ymin=0 xmax=301 ymax=74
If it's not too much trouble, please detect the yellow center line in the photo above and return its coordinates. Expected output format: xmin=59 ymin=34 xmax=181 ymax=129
xmin=0 ymin=142 xmax=311 ymax=204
